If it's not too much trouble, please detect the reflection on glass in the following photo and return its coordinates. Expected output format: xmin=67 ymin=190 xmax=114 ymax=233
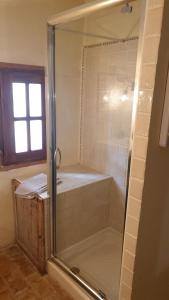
xmin=30 ymin=120 xmax=42 ymax=150
xmin=29 ymin=84 xmax=42 ymax=117
xmin=12 ymin=83 xmax=26 ymax=117
xmin=14 ymin=121 xmax=28 ymax=153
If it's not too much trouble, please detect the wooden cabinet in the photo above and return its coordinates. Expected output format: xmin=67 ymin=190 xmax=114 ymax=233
xmin=12 ymin=179 xmax=46 ymax=274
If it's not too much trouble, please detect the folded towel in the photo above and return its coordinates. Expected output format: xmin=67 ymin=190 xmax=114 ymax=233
xmin=15 ymin=173 xmax=47 ymax=198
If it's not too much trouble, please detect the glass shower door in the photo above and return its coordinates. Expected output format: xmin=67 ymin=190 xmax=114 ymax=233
xmin=48 ymin=1 xmax=142 ymax=299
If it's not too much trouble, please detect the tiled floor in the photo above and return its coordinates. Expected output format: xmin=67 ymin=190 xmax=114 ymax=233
xmin=0 ymin=245 xmax=74 ymax=300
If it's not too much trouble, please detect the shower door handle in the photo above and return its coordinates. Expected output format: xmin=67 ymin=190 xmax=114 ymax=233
xmin=54 ymin=148 xmax=62 ymax=169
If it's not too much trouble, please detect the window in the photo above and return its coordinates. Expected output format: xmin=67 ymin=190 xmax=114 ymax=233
xmin=0 ymin=63 xmax=46 ymax=166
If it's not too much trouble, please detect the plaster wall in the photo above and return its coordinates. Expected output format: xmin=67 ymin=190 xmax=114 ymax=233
xmin=0 ymin=0 xmax=83 ymax=248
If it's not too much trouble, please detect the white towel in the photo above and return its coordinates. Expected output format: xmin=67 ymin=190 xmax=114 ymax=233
xmin=15 ymin=173 xmax=47 ymax=197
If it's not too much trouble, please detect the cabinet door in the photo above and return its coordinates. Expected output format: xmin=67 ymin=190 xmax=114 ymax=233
xmin=16 ymin=197 xmax=45 ymax=273
xmin=30 ymin=199 xmax=39 ymax=260
xmin=12 ymin=180 xmax=46 ymax=274
xmin=16 ymin=197 xmax=38 ymax=259
xmin=37 ymin=200 xmax=46 ymax=273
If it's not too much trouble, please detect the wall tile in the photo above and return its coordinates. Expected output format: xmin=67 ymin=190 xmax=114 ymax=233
xmin=128 ymin=178 xmax=143 ymax=200
xmin=121 ymin=267 xmax=134 ymax=287
xmin=140 ymin=64 xmax=156 ymax=90
xmin=130 ymin=158 xmax=146 ymax=180
xmin=56 ymin=178 xmax=111 ymax=251
xmin=124 ymin=233 xmax=137 ymax=254
xmin=120 ymin=283 xmax=132 ymax=300
xmin=123 ymin=250 xmax=135 ymax=271
xmin=120 ymin=1 xmax=164 ymax=299
xmin=148 ymin=0 xmax=164 ymax=9
xmin=127 ymin=197 xmax=141 ymax=220
xmin=81 ymin=40 xmax=138 ymax=205
xmin=125 ymin=215 xmax=139 ymax=238
xmin=133 ymin=136 xmax=148 ymax=159
xmin=145 ymin=7 xmax=163 ymax=36
xmin=135 ymin=113 xmax=150 ymax=137
xmin=142 ymin=36 xmax=160 ymax=64
xmin=138 ymin=89 xmax=153 ymax=113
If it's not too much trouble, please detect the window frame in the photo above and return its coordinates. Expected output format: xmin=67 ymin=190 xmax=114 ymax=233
xmin=0 ymin=63 xmax=46 ymax=166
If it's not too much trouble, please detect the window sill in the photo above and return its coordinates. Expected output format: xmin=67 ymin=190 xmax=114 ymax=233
xmin=0 ymin=160 xmax=47 ymax=171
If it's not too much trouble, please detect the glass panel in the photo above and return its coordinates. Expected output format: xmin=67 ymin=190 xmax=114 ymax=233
xmin=12 ymin=83 xmax=26 ymax=117
xmin=29 ymin=84 xmax=42 ymax=116
xmin=54 ymin=3 xmax=141 ymax=298
xmin=14 ymin=121 xmax=28 ymax=153
xmin=30 ymin=120 xmax=42 ymax=150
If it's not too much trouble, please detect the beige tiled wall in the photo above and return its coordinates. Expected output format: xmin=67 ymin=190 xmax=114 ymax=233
xmin=80 ymin=40 xmax=139 ymax=234
xmin=81 ymin=39 xmax=138 ymax=204
xmin=119 ymin=0 xmax=164 ymax=299
xmin=56 ymin=178 xmax=111 ymax=251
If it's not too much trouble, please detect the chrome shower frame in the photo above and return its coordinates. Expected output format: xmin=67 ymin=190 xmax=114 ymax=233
xmin=47 ymin=0 xmax=139 ymax=299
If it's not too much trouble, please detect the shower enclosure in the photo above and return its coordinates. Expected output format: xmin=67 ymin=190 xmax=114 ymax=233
xmin=47 ymin=1 xmax=142 ymax=299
